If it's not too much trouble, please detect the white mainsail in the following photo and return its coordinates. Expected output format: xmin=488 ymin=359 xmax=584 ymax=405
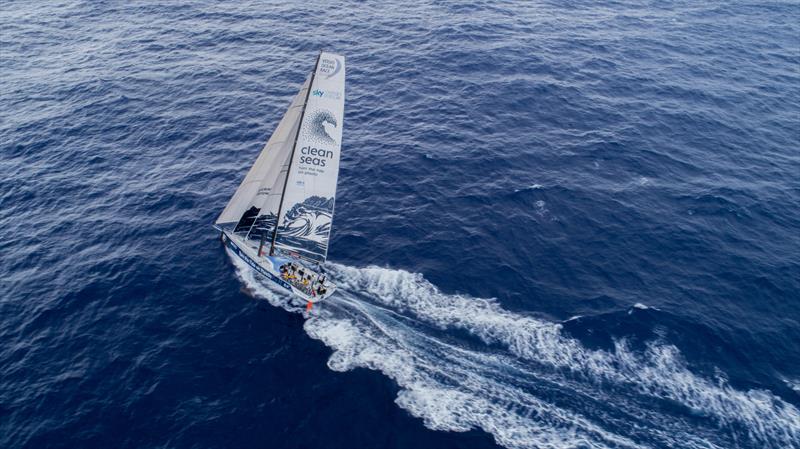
xmin=272 ymin=52 xmax=345 ymax=263
xmin=215 ymin=74 xmax=312 ymax=232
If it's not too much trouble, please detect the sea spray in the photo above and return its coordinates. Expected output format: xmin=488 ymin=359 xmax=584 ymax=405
xmin=231 ymin=255 xmax=800 ymax=449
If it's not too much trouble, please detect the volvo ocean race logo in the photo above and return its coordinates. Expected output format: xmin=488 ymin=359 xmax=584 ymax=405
xmin=318 ymin=56 xmax=342 ymax=79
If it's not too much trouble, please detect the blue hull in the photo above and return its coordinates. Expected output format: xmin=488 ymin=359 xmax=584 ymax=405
xmin=221 ymin=231 xmax=335 ymax=303
xmin=223 ymin=233 xmax=294 ymax=292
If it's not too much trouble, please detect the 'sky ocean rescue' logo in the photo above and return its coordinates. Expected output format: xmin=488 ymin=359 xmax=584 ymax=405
xmin=311 ymin=89 xmax=342 ymax=100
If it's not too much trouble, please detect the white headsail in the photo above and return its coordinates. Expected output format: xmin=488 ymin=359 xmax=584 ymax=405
xmin=215 ymin=74 xmax=312 ymax=234
xmin=271 ymin=52 xmax=345 ymax=263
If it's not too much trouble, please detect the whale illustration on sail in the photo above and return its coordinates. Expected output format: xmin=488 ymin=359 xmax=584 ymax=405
xmin=214 ymin=52 xmax=345 ymax=304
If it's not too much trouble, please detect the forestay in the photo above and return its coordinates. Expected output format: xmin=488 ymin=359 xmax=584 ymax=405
xmin=272 ymin=52 xmax=345 ymax=263
xmin=215 ymin=75 xmax=312 ymax=234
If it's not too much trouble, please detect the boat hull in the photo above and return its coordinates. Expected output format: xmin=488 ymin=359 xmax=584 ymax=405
xmin=222 ymin=231 xmax=335 ymax=303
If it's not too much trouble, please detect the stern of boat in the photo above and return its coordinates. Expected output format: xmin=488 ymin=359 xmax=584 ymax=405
xmin=220 ymin=229 xmax=336 ymax=303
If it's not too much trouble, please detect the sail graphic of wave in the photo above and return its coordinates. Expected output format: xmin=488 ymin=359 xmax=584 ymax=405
xmin=302 ymin=108 xmax=338 ymax=145
xmin=280 ymin=210 xmax=331 ymax=243
xmin=228 ymin=254 xmax=800 ymax=449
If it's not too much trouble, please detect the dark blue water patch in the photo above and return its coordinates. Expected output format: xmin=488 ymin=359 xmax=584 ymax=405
xmin=562 ymin=305 xmax=800 ymax=406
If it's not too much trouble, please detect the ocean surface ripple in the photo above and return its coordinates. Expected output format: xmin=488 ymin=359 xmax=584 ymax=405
xmin=1 ymin=1 xmax=799 ymax=449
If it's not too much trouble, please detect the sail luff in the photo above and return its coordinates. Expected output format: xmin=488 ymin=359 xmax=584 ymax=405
xmin=268 ymin=53 xmax=322 ymax=256
xmin=272 ymin=52 xmax=346 ymax=263
xmin=214 ymin=75 xmax=312 ymax=229
xmin=244 ymin=121 xmax=298 ymax=241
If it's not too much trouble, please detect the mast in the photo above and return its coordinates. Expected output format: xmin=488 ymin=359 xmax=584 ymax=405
xmin=259 ymin=52 xmax=322 ymax=258
xmin=244 ymin=150 xmax=288 ymax=241
xmin=216 ymin=73 xmax=312 ymax=232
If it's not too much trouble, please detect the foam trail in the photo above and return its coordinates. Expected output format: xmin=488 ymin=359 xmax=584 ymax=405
xmin=230 ymin=254 xmax=800 ymax=449
xmin=513 ymin=184 xmax=543 ymax=193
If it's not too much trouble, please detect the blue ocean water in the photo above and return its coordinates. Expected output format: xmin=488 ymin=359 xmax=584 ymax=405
xmin=2 ymin=1 xmax=799 ymax=448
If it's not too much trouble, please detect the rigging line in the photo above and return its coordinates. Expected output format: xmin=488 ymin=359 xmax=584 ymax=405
xmin=264 ymin=52 xmax=322 ymax=257
xmin=243 ymin=160 xmax=284 ymax=241
xmin=243 ymin=107 xmax=305 ymax=241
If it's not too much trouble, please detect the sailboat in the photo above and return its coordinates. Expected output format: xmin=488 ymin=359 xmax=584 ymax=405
xmin=213 ymin=52 xmax=345 ymax=304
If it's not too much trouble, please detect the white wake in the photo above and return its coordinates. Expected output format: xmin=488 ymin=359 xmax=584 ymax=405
xmin=229 ymin=254 xmax=800 ymax=449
